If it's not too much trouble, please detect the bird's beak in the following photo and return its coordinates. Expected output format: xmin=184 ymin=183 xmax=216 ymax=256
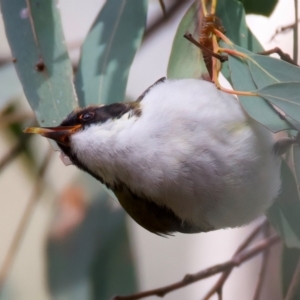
xmin=23 ymin=124 xmax=82 ymax=146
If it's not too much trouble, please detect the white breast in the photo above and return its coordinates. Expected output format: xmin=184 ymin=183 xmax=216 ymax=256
xmin=71 ymin=79 xmax=281 ymax=230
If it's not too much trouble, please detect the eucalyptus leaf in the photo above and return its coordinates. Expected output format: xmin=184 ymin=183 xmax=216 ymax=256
xmin=247 ymin=55 xmax=300 ymax=88
xmin=216 ymin=0 xmax=263 ymax=51
xmin=167 ymin=1 xmax=209 ymax=80
xmin=0 ymin=0 xmax=78 ymax=126
xmin=0 ymin=64 xmax=23 ymax=110
xmin=227 ymin=53 xmax=290 ymax=132
xmin=257 ymin=82 xmax=300 ymax=124
xmin=216 ymin=0 xmax=263 ymax=81
xmin=267 ymin=161 xmax=300 ymax=248
xmin=75 ymin=0 xmax=148 ymax=107
xmin=238 ymin=0 xmax=278 ymax=16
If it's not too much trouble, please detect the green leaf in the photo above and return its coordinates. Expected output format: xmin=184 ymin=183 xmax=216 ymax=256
xmin=220 ymin=42 xmax=291 ymax=132
xmin=74 ymin=0 xmax=148 ymax=107
xmin=247 ymin=55 xmax=300 ymax=88
xmin=216 ymin=0 xmax=263 ymax=51
xmin=47 ymin=175 xmax=137 ymax=300
xmin=267 ymin=161 xmax=300 ymax=248
xmin=282 ymin=246 xmax=300 ymax=299
xmin=0 ymin=64 xmax=23 ymax=110
xmin=238 ymin=0 xmax=278 ymax=16
xmin=167 ymin=2 xmax=209 ymax=80
xmin=227 ymin=53 xmax=290 ymax=132
xmin=257 ymin=82 xmax=300 ymax=124
xmin=0 ymin=0 xmax=78 ymax=126
xmin=216 ymin=0 xmax=263 ymax=81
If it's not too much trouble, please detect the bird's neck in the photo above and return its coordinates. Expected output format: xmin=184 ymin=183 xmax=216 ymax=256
xmin=69 ymin=115 xmax=138 ymax=188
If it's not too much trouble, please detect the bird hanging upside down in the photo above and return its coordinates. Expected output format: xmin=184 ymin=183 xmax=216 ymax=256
xmin=24 ymin=78 xmax=281 ymax=235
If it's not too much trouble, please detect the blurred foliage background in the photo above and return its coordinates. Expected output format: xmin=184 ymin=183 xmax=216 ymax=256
xmin=0 ymin=0 xmax=300 ymax=299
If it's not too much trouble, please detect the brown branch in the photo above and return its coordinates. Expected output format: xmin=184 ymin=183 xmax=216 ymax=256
xmin=252 ymin=223 xmax=271 ymax=300
xmin=0 ymin=146 xmax=53 ymax=289
xmin=114 ymin=233 xmax=280 ymax=300
xmin=270 ymin=20 xmax=300 ymax=41
xmin=285 ymin=255 xmax=300 ymax=300
xmin=158 ymin=0 xmax=167 ymax=17
xmin=143 ymin=0 xmax=190 ymax=43
xmin=258 ymin=47 xmax=298 ymax=66
xmin=202 ymin=220 xmax=269 ymax=300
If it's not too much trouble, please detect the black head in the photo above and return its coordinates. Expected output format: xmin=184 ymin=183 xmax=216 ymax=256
xmin=60 ymin=102 xmax=138 ymax=128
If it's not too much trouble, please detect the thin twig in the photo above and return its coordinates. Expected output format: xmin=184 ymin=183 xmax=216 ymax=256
xmin=114 ymin=234 xmax=280 ymax=300
xmin=158 ymin=0 xmax=167 ymax=16
xmin=258 ymin=47 xmax=297 ymax=66
xmin=143 ymin=0 xmax=190 ymax=43
xmin=270 ymin=20 xmax=300 ymax=41
xmin=294 ymin=0 xmax=299 ymax=63
xmin=285 ymin=256 xmax=300 ymax=300
xmin=0 ymin=146 xmax=53 ymax=289
xmin=252 ymin=223 xmax=271 ymax=300
xmin=202 ymin=220 xmax=268 ymax=300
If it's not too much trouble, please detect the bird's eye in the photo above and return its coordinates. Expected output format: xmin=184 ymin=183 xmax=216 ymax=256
xmin=79 ymin=111 xmax=95 ymax=121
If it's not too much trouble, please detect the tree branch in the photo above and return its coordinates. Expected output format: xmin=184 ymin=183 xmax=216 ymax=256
xmin=258 ymin=47 xmax=297 ymax=66
xmin=114 ymin=233 xmax=280 ymax=300
xmin=158 ymin=0 xmax=167 ymax=17
xmin=202 ymin=220 xmax=269 ymax=300
xmin=143 ymin=0 xmax=190 ymax=43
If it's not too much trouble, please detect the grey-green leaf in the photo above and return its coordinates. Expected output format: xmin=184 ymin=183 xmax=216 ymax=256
xmin=267 ymin=161 xmax=300 ymax=248
xmin=74 ymin=0 xmax=148 ymax=107
xmin=257 ymin=82 xmax=300 ymax=124
xmin=238 ymin=0 xmax=278 ymax=16
xmin=0 ymin=0 xmax=78 ymax=126
xmin=247 ymin=55 xmax=300 ymax=88
xmin=216 ymin=0 xmax=263 ymax=52
xmin=216 ymin=0 xmax=263 ymax=81
xmin=167 ymin=1 xmax=209 ymax=80
xmin=227 ymin=53 xmax=290 ymax=132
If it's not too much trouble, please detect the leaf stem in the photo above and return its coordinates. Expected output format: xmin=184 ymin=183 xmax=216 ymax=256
xmin=201 ymin=0 xmax=208 ymax=16
xmin=211 ymin=0 xmax=217 ymax=14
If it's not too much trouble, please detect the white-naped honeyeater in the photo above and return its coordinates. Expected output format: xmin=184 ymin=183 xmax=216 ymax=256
xmin=24 ymin=78 xmax=282 ymax=236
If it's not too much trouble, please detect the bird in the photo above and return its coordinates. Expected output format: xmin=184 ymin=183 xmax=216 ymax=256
xmin=24 ymin=78 xmax=282 ymax=236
